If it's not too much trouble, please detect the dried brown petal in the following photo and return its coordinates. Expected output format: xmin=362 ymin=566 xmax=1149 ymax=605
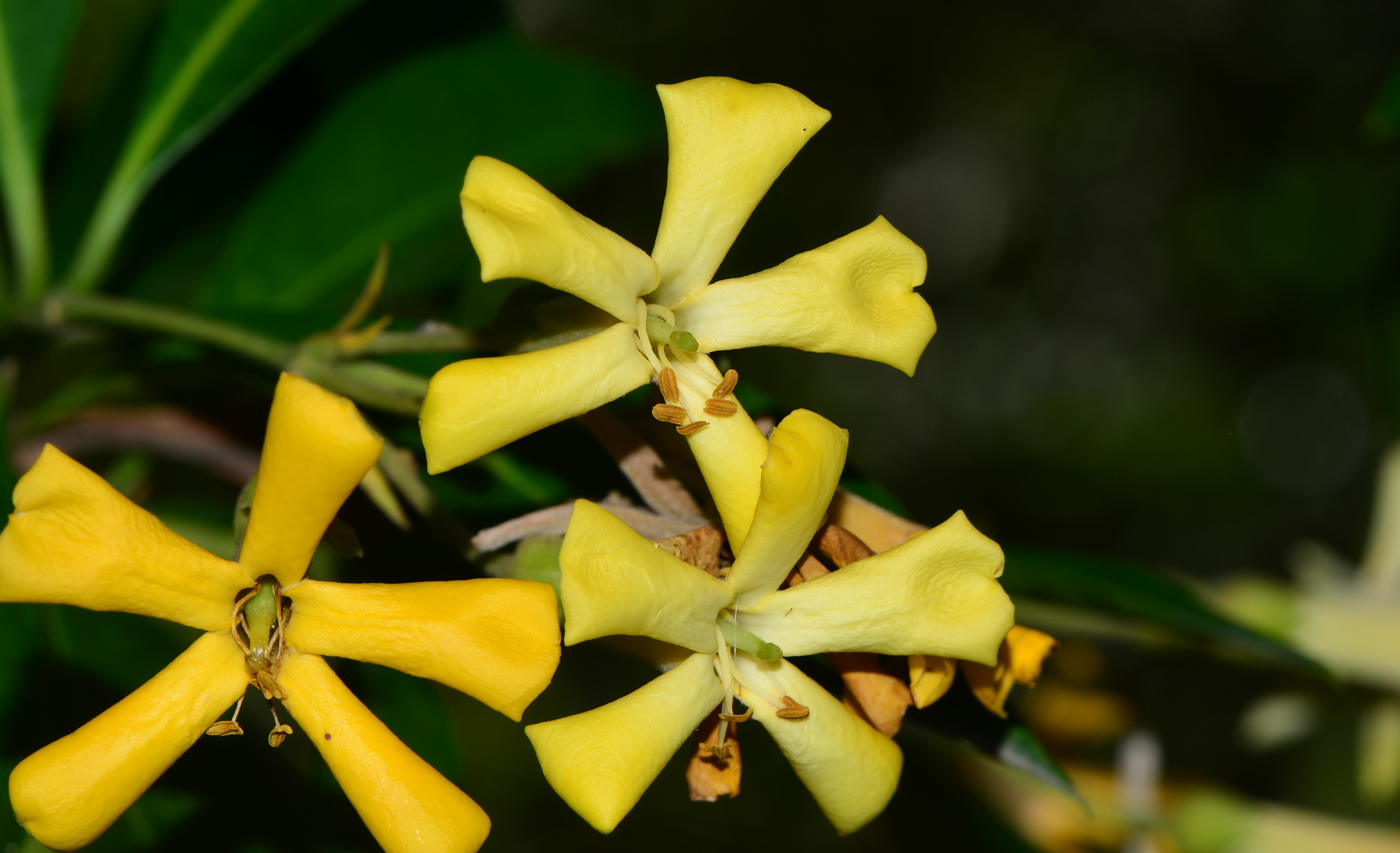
xmin=677 ymin=420 xmax=709 ymax=436
xmin=712 ymin=369 xmax=739 ymax=398
xmin=828 ymin=652 xmax=913 ymax=737
xmin=654 ymin=527 xmax=724 ymax=576
xmin=651 ymin=403 xmax=687 ymax=425
xmin=268 ymin=723 xmax=294 ymax=748
xmin=817 ymin=524 xmax=876 ymax=568
xmin=702 ymin=399 xmax=738 ymax=418
xmin=826 ymin=489 xmax=927 ymax=554
xmin=205 ymin=720 xmax=244 ymax=737
xmin=797 ymin=552 xmax=830 ymax=582
xmin=686 ymin=711 xmax=741 ymax=801
xmin=659 ymin=368 xmax=680 ymax=403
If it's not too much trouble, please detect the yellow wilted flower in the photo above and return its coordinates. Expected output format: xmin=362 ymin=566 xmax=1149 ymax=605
xmin=421 ymin=76 xmax=934 ymax=552
xmin=0 ymin=373 xmax=560 ymax=853
xmin=524 ymin=409 xmax=1014 ymax=834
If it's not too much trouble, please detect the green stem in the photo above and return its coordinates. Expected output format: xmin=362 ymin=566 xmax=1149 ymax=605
xmin=354 ymin=327 xmax=483 ymax=355
xmin=0 ymin=14 xmax=51 ymax=301
xmin=64 ymin=0 xmax=261 ymax=292
xmin=55 ymin=291 xmax=292 ymax=367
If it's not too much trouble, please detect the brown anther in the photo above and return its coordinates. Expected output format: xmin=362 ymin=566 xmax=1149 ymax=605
xmin=658 ymin=368 xmax=680 ymax=403
xmin=700 ymin=742 xmax=732 ymax=760
xmin=775 ymin=696 xmax=810 ymax=719
xmin=205 ymin=720 xmax=244 ymax=737
xmin=677 ymin=420 xmax=709 ymax=436
xmin=268 ymin=723 xmax=294 ymax=748
xmin=719 ymin=709 xmax=752 ymax=723
xmin=254 ymin=670 xmax=287 ymax=701
xmin=712 ymin=369 xmax=738 ymax=398
xmin=702 ymin=399 xmax=738 ymax=418
xmin=651 ymin=403 xmax=687 ymax=425
xmin=687 ymin=710 xmax=741 ymax=801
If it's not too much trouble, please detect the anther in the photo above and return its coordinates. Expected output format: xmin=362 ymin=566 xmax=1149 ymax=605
xmin=719 ymin=709 xmax=752 ymax=723
xmin=712 ymin=369 xmax=738 ymax=398
xmin=775 ymin=696 xmax=810 ymax=719
xmin=205 ymin=695 xmax=246 ymax=737
xmin=651 ymin=403 xmax=687 ymax=425
xmin=254 ymin=670 xmax=286 ymax=701
xmin=268 ymin=724 xmax=293 ymax=748
xmin=659 ymin=368 xmax=680 ymax=403
xmin=677 ymin=421 xmax=709 ymax=436
xmin=703 ymin=399 xmax=737 ymax=418
xmin=700 ymin=742 xmax=732 ymax=760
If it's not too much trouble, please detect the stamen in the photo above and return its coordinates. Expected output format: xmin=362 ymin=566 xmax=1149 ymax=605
xmin=659 ymin=368 xmax=680 ymax=403
xmin=712 ymin=369 xmax=739 ymax=398
xmin=776 ymin=696 xmax=810 ymax=719
xmin=205 ymin=696 xmax=245 ymax=736
xmin=633 ymin=300 xmax=663 ymax=372
xmin=677 ymin=421 xmax=709 ymax=436
xmin=703 ymin=399 xmax=737 ymax=418
xmin=254 ymin=670 xmax=286 ymax=701
xmin=699 ymin=742 xmax=732 ymax=759
xmin=651 ymin=404 xmax=687 ymax=425
xmin=719 ymin=709 xmax=752 ymax=723
xmin=267 ymin=702 xmax=293 ymax=747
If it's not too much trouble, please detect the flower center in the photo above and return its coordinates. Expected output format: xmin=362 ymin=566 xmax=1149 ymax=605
xmin=207 ymin=577 xmax=295 ymax=746
xmin=706 ymin=615 xmax=808 ymax=755
xmin=635 ymin=300 xmax=741 ymax=436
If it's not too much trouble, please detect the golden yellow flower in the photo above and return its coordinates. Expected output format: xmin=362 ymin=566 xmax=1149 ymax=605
xmin=0 ymin=373 xmax=560 ymax=853
xmin=523 ymin=409 xmax=1014 ymax=834
xmin=421 ymin=76 xmax=935 ymax=552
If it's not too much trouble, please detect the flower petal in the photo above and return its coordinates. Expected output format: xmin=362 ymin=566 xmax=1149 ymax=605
xmin=671 ymin=217 xmax=934 ymax=376
xmin=734 ymin=655 xmax=902 ymax=834
xmin=559 ymin=499 xmax=732 ymax=651
xmin=741 ymin=510 xmax=1015 ymax=664
xmin=462 ymin=156 xmax=658 ymax=322
xmin=524 ymin=651 xmax=723 ymax=832
xmin=278 ymin=651 xmax=491 ymax=853
xmin=908 ymin=654 xmax=957 ymax=709
xmin=0 ymin=445 xmax=251 ymax=632
xmin=726 ymin=410 xmax=848 ymax=608
xmin=421 ymin=323 xmax=652 ymax=474
xmin=671 ymin=360 xmax=769 ymax=552
xmin=650 ymin=77 xmax=831 ymax=305
xmin=9 ymin=632 xmax=247 ymax=850
xmin=239 ymin=373 xmax=384 ymax=588
xmin=284 ymin=578 xmax=560 ymax=722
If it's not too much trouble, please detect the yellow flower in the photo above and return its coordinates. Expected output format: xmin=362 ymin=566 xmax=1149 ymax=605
xmin=523 ymin=409 xmax=1014 ymax=834
xmin=421 ymin=76 xmax=935 ymax=551
xmin=909 ymin=625 xmax=1059 ymax=717
xmin=0 ymin=373 xmax=561 ymax=853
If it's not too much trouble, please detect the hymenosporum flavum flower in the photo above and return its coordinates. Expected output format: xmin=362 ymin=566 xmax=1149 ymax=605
xmin=524 ymin=409 xmax=1014 ymax=834
xmin=420 ymin=76 xmax=935 ymax=551
xmin=0 ymin=373 xmax=560 ymax=853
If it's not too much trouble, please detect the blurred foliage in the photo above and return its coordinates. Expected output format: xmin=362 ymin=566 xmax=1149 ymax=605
xmin=1 ymin=0 xmax=1400 ymax=851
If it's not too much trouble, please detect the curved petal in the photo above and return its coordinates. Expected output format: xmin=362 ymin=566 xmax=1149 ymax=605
xmin=421 ymin=323 xmax=652 ymax=475
xmin=741 ymin=511 xmax=1014 ymax=664
xmin=0 ymin=445 xmax=251 ymax=632
xmin=240 ymin=373 xmax=384 ymax=588
xmin=524 ymin=651 xmax=723 ymax=833
xmin=284 ymin=578 xmax=560 ymax=722
xmin=559 ymin=500 xmax=732 ymax=651
xmin=650 ymin=78 xmax=831 ymax=305
xmin=9 ymin=632 xmax=247 ymax=851
xmin=278 ymin=652 xmax=491 ymax=853
xmin=462 ymin=156 xmax=658 ymax=322
xmin=734 ymin=655 xmax=902 ymax=835
xmin=908 ymin=654 xmax=957 ymax=709
xmin=670 ymin=358 xmax=770 ymax=552
xmin=726 ymin=410 xmax=848 ymax=608
xmin=671 ymin=217 xmax=934 ymax=376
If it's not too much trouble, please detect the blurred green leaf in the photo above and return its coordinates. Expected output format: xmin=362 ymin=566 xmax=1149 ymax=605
xmin=196 ymin=31 xmax=659 ymax=336
xmin=1364 ymin=54 xmax=1400 ymax=143
xmin=996 ymin=724 xmax=1079 ymax=803
xmin=0 ymin=603 xmax=39 ymax=730
xmin=42 ymin=606 xmax=197 ymax=692
xmin=0 ymin=0 xmax=83 ymax=296
xmin=85 ymin=787 xmax=200 ymax=853
xmin=1003 ymin=547 xmax=1320 ymax=670
xmin=66 ymin=0 xmax=358 ymax=291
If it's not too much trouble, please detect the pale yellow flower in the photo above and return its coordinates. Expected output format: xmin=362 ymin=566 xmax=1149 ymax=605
xmin=421 ymin=77 xmax=934 ymax=552
xmin=524 ymin=409 xmax=1014 ymax=834
xmin=0 ymin=374 xmax=560 ymax=852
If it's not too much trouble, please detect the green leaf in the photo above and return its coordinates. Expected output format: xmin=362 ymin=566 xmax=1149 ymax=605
xmin=195 ymin=31 xmax=659 ymax=338
xmin=65 ymin=0 xmax=358 ymax=292
xmin=0 ymin=603 xmax=40 ymax=730
xmin=1002 ymin=546 xmax=1320 ymax=670
xmin=41 ymin=606 xmax=198 ymax=692
xmin=0 ymin=0 xmax=83 ymax=297
xmin=85 ymin=787 xmax=201 ymax=853
xmin=1364 ymin=53 xmax=1400 ymax=143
